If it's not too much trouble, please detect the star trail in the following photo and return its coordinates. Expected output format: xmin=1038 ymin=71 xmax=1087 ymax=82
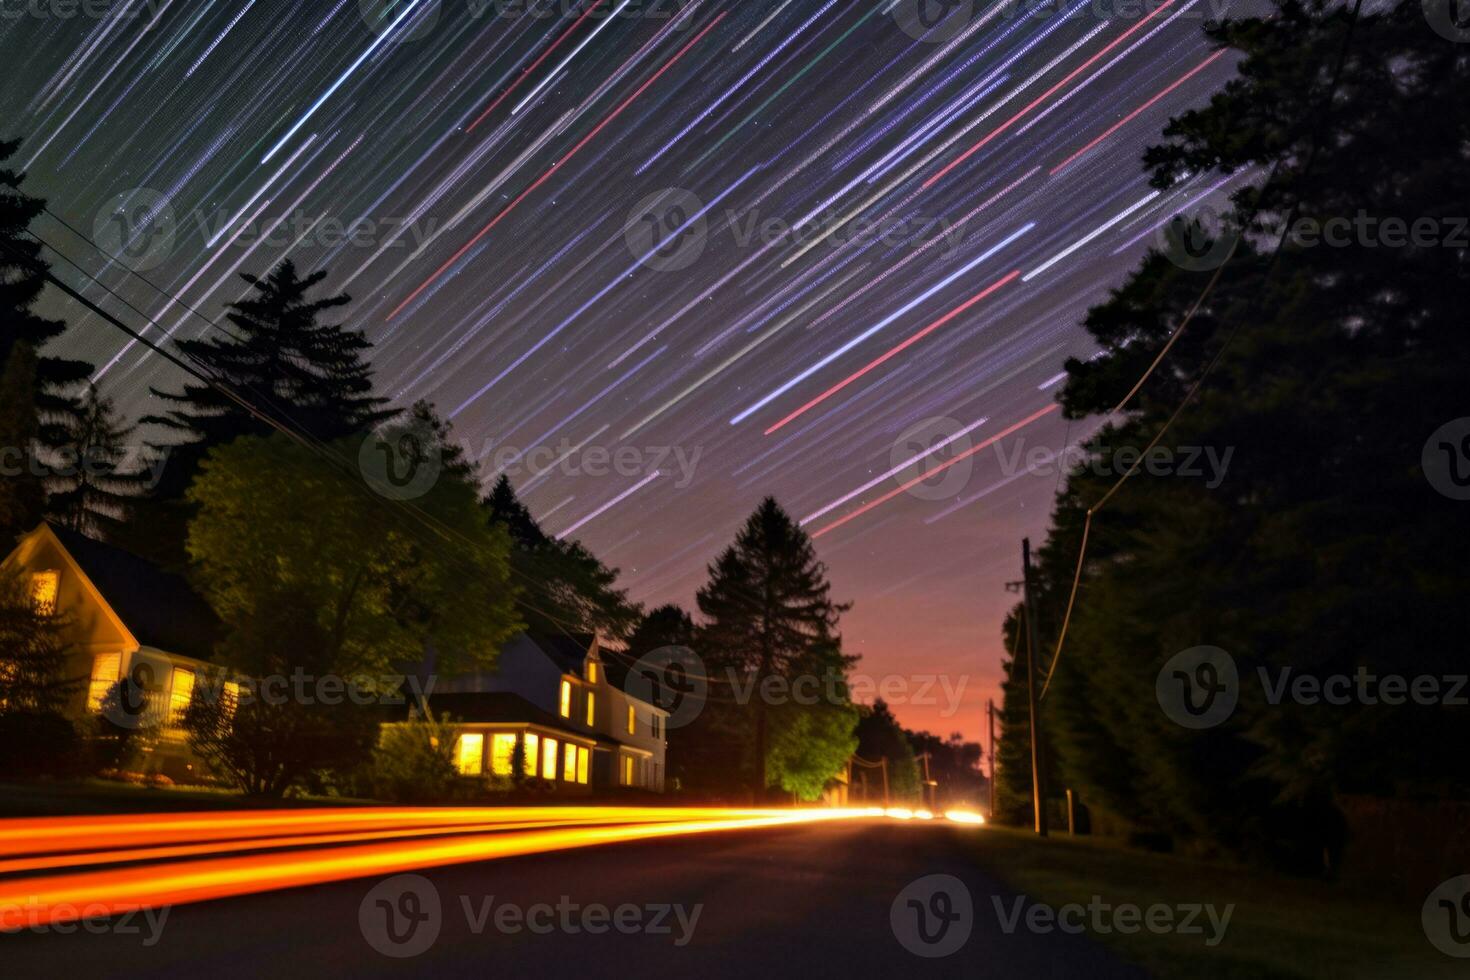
xmin=2 ymin=0 xmax=1249 ymax=739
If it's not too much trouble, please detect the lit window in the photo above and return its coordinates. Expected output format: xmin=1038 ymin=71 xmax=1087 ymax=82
xmin=627 ymin=704 xmax=637 ymax=735
xmin=559 ymin=680 xmax=571 ymax=717
xmin=491 ymin=733 xmax=517 ymax=776
xmin=563 ymin=743 xmax=577 ymax=782
xmin=88 ymin=653 xmax=121 ymax=712
xmin=585 ymin=691 xmax=595 ymax=727
xmin=623 ymin=755 xmax=634 ymax=786
xmin=455 ymin=733 xmax=484 ymax=775
xmin=522 ymin=733 xmax=539 ymax=777
xmin=576 ymin=746 xmax=589 ymax=784
xmin=222 ymin=681 xmax=242 ymax=720
xmin=587 ymin=661 xmax=598 ymax=683
xmin=542 ymin=738 xmax=559 ymax=780
xmin=30 ymin=570 xmax=59 ymax=615
xmin=168 ymin=667 xmax=195 ymax=726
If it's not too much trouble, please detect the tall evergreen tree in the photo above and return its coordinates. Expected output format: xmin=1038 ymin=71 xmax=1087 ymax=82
xmin=483 ymin=475 xmax=640 ymax=639
xmin=46 ymin=381 xmax=154 ymax=540
xmin=0 ymin=342 xmax=44 ymax=539
xmin=145 ymin=259 xmax=395 ymax=501
xmin=696 ymin=498 xmax=855 ymax=799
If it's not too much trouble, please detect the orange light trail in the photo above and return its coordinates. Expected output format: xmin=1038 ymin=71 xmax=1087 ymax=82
xmin=0 ymin=808 xmax=877 ymax=928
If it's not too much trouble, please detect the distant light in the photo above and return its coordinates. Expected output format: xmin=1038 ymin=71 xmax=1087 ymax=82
xmin=915 ymin=810 xmax=934 ymax=820
xmin=945 ymin=810 xmax=987 ymax=826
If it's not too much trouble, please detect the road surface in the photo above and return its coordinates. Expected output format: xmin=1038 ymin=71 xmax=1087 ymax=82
xmin=6 ymin=819 xmax=1142 ymax=978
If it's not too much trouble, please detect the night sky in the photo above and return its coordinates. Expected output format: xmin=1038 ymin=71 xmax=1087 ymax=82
xmin=2 ymin=0 xmax=1249 ymax=742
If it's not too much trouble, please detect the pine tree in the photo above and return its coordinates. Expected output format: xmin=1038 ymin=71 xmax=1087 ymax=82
xmin=145 ymin=259 xmax=396 ymax=501
xmin=696 ymin=498 xmax=854 ymax=799
xmin=483 ymin=475 xmax=640 ymax=639
xmin=0 ymin=342 xmax=44 ymax=538
xmin=46 ymin=381 xmax=154 ymax=539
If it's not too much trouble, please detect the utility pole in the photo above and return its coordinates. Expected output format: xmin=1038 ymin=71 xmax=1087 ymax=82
xmin=917 ymin=751 xmax=936 ymax=811
xmin=880 ymin=757 xmax=890 ymax=809
xmin=1022 ymin=537 xmax=1048 ymax=837
xmin=987 ymin=698 xmax=997 ymax=819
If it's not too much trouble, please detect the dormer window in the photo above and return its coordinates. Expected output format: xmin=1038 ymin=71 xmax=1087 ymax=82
xmin=585 ymin=690 xmax=596 ymax=726
xmin=587 ymin=660 xmax=598 ymax=684
xmin=559 ymin=679 xmax=572 ymax=718
xmin=30 ymin=570 xmax=59 ymax=615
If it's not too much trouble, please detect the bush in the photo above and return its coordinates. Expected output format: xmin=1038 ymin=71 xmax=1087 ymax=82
xmin=371 ymin=709 xmax=463 ymax=803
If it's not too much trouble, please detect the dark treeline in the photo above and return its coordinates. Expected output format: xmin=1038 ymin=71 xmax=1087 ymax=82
xmin=994 ymin=0 xmax=1469 ymax=875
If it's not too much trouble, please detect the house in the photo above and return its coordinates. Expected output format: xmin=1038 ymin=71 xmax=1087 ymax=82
xmin=426 ymin=633 xmax=670 ymax=794
xmin=1 ymin=522 xmax=223 ymax=781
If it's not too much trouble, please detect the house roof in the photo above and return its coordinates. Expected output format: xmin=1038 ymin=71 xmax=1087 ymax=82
xmin=424 ymin=692 xmax=637 ymax=750
xmin=47 ymin=523 xmax=222 ymax=661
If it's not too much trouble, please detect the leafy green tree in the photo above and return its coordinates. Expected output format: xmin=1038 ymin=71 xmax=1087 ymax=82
xmin=1016 ymin=0 xmax=1469 ymax=868
xmin=768 ymin=697 xmax=858 ymax=802
xmin=484 ymin=475 xmax=640 ymax=639
xmin=696 ymin=498 xmax=856 ymax=799
xmin=46 ymin=381 xmax=155 ymax=540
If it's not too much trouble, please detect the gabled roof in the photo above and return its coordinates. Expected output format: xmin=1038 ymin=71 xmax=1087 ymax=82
xmin=425 ymin=691 xmax=589 ymax=735
xmin=45 ymin=523 xmax=222 ymax=661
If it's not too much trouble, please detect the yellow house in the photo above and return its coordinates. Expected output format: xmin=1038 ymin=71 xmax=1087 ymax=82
xmin=2 ymin=522 xmax=222 ymax=780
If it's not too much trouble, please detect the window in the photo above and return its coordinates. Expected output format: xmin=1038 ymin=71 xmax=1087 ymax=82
xmin=88 ymin=653 xmax=122 ymax=712
xmin=222 ymin=681 xmax=242 ymax=720
xmin=455 ymin=733 xmax=484 ymax=775
xmin=559 ymin=680 xmax=571 ymax=717
xmin=622 ymin=755 xmax=634 ymax=786
xmin=576 ymin=746 xmax=588 ymax=784
xmin=522 ymin=733 xmax=539 ymax=777
xmin=627 ymin=704 xmax=637 ymax=735
xmin=490 ymin=733 xmax=517 ymax=776
xmin=168 ymin=667 xmax=195 ymax=727
xmin=542 ymin=737 xmax=559 ymax=780
xmin=585 ymin=691 xmax=595 ymax=726
xmin=652 ymin=714 xmax=662 ymax=739
xmin=563 ymin=743 xmax=578 ymax=782
xmin=30 ymin=570 xmax=59 ymax=615
xmin=587 ymin=660 xmax=598 ymax=683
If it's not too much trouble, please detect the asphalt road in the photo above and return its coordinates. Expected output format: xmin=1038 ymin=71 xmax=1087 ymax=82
xmin=8 ymin=820 xmax=1143 ymax=979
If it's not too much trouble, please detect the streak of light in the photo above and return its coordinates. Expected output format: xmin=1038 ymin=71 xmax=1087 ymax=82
xmin=763 ymin=270 xmax=1020 ymax=434
xmin=1049 ymin=49 xmax=1227 ymax=175
xmin=730 ymin=223 xmax=1034 ymax=425
xmin=261 ymin=0 xmax=435 ymax=163
xmin=922 ymin=0 xmax=1180 ymax=190
xmin=465 ymin=0 xmax=609 ymax=133
xmin=810 ymin=404 xmax=1061 ymax=538
xmin=387 ymin=11 xmax=728 ymax=322
xmin=512 ymin=0 xmax=636 ymax=116
xmin=1021 ymin=191 xmax=1160 ymax=282
xmin=555 ymin=469 xmax=662 ymax=539
xmin=945 ymin=810 xmax=986 ymax=825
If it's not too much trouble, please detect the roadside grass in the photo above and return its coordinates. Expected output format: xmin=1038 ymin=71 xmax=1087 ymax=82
xmin=965 ymin=825 xmax=1457 ymax=980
